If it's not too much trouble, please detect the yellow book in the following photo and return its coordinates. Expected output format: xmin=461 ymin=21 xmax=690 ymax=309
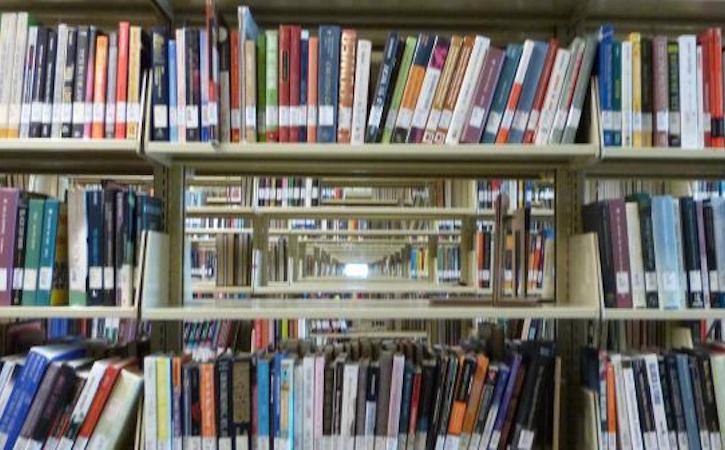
xmin=126 ymin=26 xmax=142 ymax=140
xmin=629 ymin=32 xmax=643 ymax=147
xmin=156 ymin=357 xmax=172 ymax=449
xmin=50 ymin=204 xmax=68 ymax=305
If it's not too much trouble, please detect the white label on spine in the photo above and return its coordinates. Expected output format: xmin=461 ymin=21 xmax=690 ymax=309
xmin=656 ymin=111 xmax=668 ymax=131
xmin=319 ymin=105 xmax=334 ymax=126
xmin=89 ymin=267 xmax=103 ymax=290
xmin=633 ymin=112 xmax=643 ymax=132
xmin=468 ymin=106 xmax=486 ymax=127
xmin=23 ymin=269 xmax=37 ymax=291
xmin=265 ymin=105 xmax=278 ymax=127
xmin=231 ymin=108 xmax=241 ymax=128
xmin=169 ymin=107 xmax=178 ymax=128
xmin=704 ymin=113 xmax=712 ymax=132
xmin=670 ymin=114 xmax=681 ymax=134
xmin=93 ymin=103 xmax=104 ymax=123
xmin=368 ymin=105 xmax=383 ymax=127
xmin=602 ymin=110 xmax=613 ymax=130
xmin=631 ymin=271 xmax=644 ymax=292
xmin=279 ymin=106 xmax=290 ymax=127
xmin=154 ymin=105 xmax=168 ymax=128
xmin=663 ymin=271 xmax=678 ymax=291
xmin=616 ymin=271 xmax=630 ymax=294
xmin=0 ymin=269 xmax=6 ymax=291
xmin=208 ymin=102 xmax=218 ymax=125
xmin=526 ymin=110 xmax=540 ymax=132
xmin=438 ymin=109 xmax=454 ymax=130
xmin=289 ymin=106 xmax=299 ymax=128
xmin=512 ymin=110 xmax=529 ymax=131
xmin=645 ymin=271 xmax=658 ymax=292
xmin=13 ymin=268 xmax=23 ymax=291
xmin=106 ymin=103 xmax=116 ymax=124
xmin=245 ymin=106 xmax=256 ymax=127
xmin=518 ymin=430 xmax=535 ymax=450
xmin=689 ymin=270 xmax=703 ymax=292
xmin=31 ymin=102 xmax=43 ymax=122
xmin=103 ymin=267 xmax=114 ymax=289
xmin=299 ymin=106 xmax=308 ymax=127
xmin=709 ymin=270 xmax=719 ymax=291
xmin=20 ymin=106 xmax=31 ymax=126
xmin=84 ymin=102 xmax=93 ymax=123
xmin=127 ymin=103 xmax=140 ymax=123
xmin=201 ymin=104 xmax=210 ymax=127
xmin=202 ymin=437 xmax=216 ymax=450
xmin=38 ymin=267 xmax=52 ymax=290
xmin=218 ymin=438 xmax=231 ymax=450
xmin=566 ymin=107 xmax=582 ymax=129
xmin=62 ymin=103 xmax=73 ymax=123
xmin=307 ymin=105 xmax=317 ymax=126
xmin=115 ymin=102 xmax=126 ymax=122
xmin=484 ymin=110 xmax=502 ymax=134
xmin=70 ymin=267 xmax=85 ymax=291
xmin=187 ymin=106 xmax=199 ymax=128
xmin=488 ymin=431 xmax=501 ymax=449
xmin=338 ymin=106 xmax=352 ymax=129
xmin=42 ymin=104 xmax=52 ymax=124
xmin=719 ymin=272 xmax=725 ymax=290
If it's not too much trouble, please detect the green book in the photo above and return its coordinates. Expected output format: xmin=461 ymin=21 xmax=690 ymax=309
xmin=381 ymin=36 xmax=417 ymax=144
xmin=257 ymin=32 xmax=267 ymax=142
xmin=265 ymin=30 xmax=278 ymax=141
xmin=37 ymin=198 xmax=60 ymax=306
xmin=22 ymin=198 xmax=45 ymax=306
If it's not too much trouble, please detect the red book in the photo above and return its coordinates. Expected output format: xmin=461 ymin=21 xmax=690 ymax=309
xmin=289 ymin=26 xmax=301 ymax=142
xmin=407 ymin=370 xmax=422 ymax=438
xmin=230 ymin=31 xmax=241 ymax=143
xmin=710 ymin=28 xmax=724 ymax=147
xmin=523 ymin=38 xmax=558 ymax=144
xmin=699 ymin=31 xmax=712 ymax=147
xmin=114 ymin=22 xmax=130 ymax=139
xmin=278 ymin=25 xmax=291 ymax=142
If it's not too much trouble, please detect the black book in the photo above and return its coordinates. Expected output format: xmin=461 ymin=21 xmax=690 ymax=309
xmin=332 ymin=354 xmax=346 ymax=437
xmin=680 ymin=197 xmax=705 ymax=307
xmin=182 ymin=362 xmax=202 ymax=441
xmin=703 ymin=200 xmax=719 ymax=307
xmin=30 ymin=27 xmax=49 ymax=138
xmin=102 ymin=189 xmax=118 ymax=306
xmin=658 ymin=356 xmax=677 ymax=450
xmin=215 ymin=354 xmax=232 ymax=444
xmin=151 ymin=27 xmax=169 ymax=141
xmin=473 ymin=364 xmax=499 ymax=437
xmin=697 ymin=352 xmax=722 ymax=447
xmin=365 ymin=32 xmax=403 ymax=143
xmin=435 ymin=350 xmax=460 ymax=445
xmin=582 ymin=201 xmax=616 ymax=308
xmin=640 ymin=37 xmax=654 ymax=145
xmin=665 ymin=353 xmax=689 ymax=449
xmin=626 ymin=193 xmax=659 ymax=307
xmin=72 ymin=26 xmax=89 ymax=138
xmin=392 ymin=34 xmax=434 ymax=143
xmin=11 ymin=193 xmax=30 ymax=305
xmin=27 ymin=363 xmax=76 ymax=444
xmin=632 ymin=358 xmax=656 ymax=447
xmin=61 ymin=27 xmax=78 ymax=138
xmin=426 ymin=350 xmax=448 ymax=449
xmin=41 ymin=28 xmax=57 ymax=138
xmin=323 ymin=347 xmax=336 ymax=439
xmin=512 ymin=342 xmax=556 ymax=449
xmin=185 ymin=28 xmax=201 ymax=142
xmin=415 ymin=358 xmax=437 ymax=439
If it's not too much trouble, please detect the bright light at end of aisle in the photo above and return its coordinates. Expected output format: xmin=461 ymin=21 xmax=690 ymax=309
xmin=344 ymin=263 xmax=369 ymax=278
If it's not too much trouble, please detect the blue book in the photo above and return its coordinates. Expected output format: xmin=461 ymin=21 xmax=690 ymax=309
xmin=169 ymin=39 xmax=178 ymax=142
xmin=508 ymin=40 xmax=549 ymax=144
xmin=398 ymin=361 xmax=414 ymax=444
xmin=86 ymin=191 xmax=104 ymax=306
xmin=36 ymin=199 xmax=59 ymax=306
xmin=0 ymin=344 xmax=84 ymax=449
xmin=300 ymin=31 xmax=309 ymax=143
xmin=257 ymin=356 xmax=271 ymax=448
xmin=490 ymin=353 xmax=521 ymax=445
xmin=599 ymin=24 xmax=615 ymax=146
xmin=316 ymin=25 xmax=341 ymax=143
xmin=272 ymin=352 xmax=284 ymax=442
xmin=482 ymin=364 xmax=511 ymax=448
xmin=199 ymin=30 xmax=210 ymax=142
xmin=482 ymin=44 xmax=523 ymax=143
xmin=612 ymin=40 xmax=622 ymax=146
xmin=676 ymin=354 xmax=702 ymax=450
xmin=652 ymin=196 xmax=686 ymax=309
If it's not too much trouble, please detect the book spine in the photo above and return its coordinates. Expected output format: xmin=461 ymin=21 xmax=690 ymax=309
xmin=41 ymin=29 xmax=57 ymax=138
xmin=562 ymin=34 xmax=597 ymax=144
xmin=113 ymin=22 xmax=129 ymax=139
xmin=0 ymin=190 xmax=18 ymax=306
xmin=351 ymin=39 xmax=371 ymax=145
xmin=366 ymin=32 xmax=401 ymax=143
xmin=216 ymin=357 xmax=232 ymax=450
xmin=306 ymin=36 xmax=318 ymax=143
xmin=695 ymin=201 xmax=711 ymax=307
xmin=21 ymin=198 xmax=44 ymax=306
xmin=205 ymin=0 xmax=219 ymax=143
xmin=0 ymin=14 xmax=16 ymax=137
xmin=651 ymin=36 xmax=669 ymax=147
xmin=612 ymin=41 xmax=622 ymax=146
xmin=265 ymin=30 xmax=278 ymax=142
xmin=482 ymin=44 xmax=522 ymax=144
xmin=278 ymin=25 xmax=290 ymax=143
xmin=185 ymin=28 xmax=200 ymax=142
xmin=549 ymin=38 xmax=583 ymax=144
xmin=534 ymin=48 xmax=570 ymax=145
xmin=125 ymin=25 xmax=141 ymax=140
xmin=460 ymin=47 xmax=504 ymax=143
xmin=36 ymin=199 xmax=59 ymax=306
xmin=200 ymin=363 xmax=217 ymax=450
xmin=299 ymin=30 xmax=309 ymax=143
xmin=599 ymin=26 xmax=614 ymax=146
xmin=102 ymin=190 xmax=116 ymax=306
xmin=383 ymin=36 xmax=417 ymax=144
xmin=19 ymin=26 xmax=37 ymax=139
xmin=230 ymin=31 xmax=240 ymax=142
xmin=393 ymin=33 xmax=437 ymax=143
xmin=608 ymin=199 xmax=633 ymax=308
xmin=699 ymin=33 xmax=711 ymax=148
xmin=523 ymin=38 xmax=558 ymax=144
xmin=703 ymin=202 xmax=719 ymax=306
xmin=667 ymin=42 xmax=681 ymax=147
xmin=336 ymin=29 xmax=357 ymax=143
xmin=509 ymin=40 xmax=548 ymax=144
xmin=85 ymin=191 xmax=103 ymax=306
xmin=653 ymin=196 xmax=686 ymax=309
xmin=679 ymin=35 xmax=699 ymax=148
xmin=152 ymin=29 xmax=169 ymax=141
xmin=676 ymin=355 xmax=702 ymax=450
xmin=408 ymin=37 xmax=449 ymax=143
xmin=70 ymin=27 xmax=88 ymax=138
xmin=636 ymin=196 xmax=659 ymax=308
xmin=640 ymin=38 xmax=654 ymax=147
xmin=104 ymin=32 xmax=118 ymax=139
xmin=243 ymin=38 xmax=257 ymax=143
xmin=175 ymin=29 xmax=185 ymax=143
xmin=255 ymin=33 xmax=266 ymax=142
xmin=496 ymin=40 xmax=534 ymax=143
xmin=219 ymin=32 xmax=230 ymax=143
xmin=199 ymin=30 xmax=210 ymax=142
xmin=67 ymin=190 xmax=88 ymax=306
xmin=7 ymin=14 xmax=28 ymax=138
xmin=710 ymin=28 xmax=724 ymax=146
xmin=29 ymin=27 xmax=48 ymax=139
xmin=91 ymin=35 xmax=108 ymax=139
xmin=680 ymin=198 xmax=705 ymax=308
xmin=168 ymin=39 xmax=178 ymax=142
xmin=625 ymin=203 xmax=647 ymax=308
xmin=289 ymin=26 xmax=301 ymax=143
xmin=317 ymin=25 xmax=341 ymax=143
xmin=82 ymin=26 xmax=97 ymax=139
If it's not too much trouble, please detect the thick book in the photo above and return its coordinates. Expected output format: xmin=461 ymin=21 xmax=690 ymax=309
xmin=703 ymin=201 xmax=720 ymax=307
xmin=82 ymin=26 xmax=97 ymax=139
xmin=680 ymin=197 xmax=705 ymax=308
xmin=392 ymin=33 xmax=435 ymax=143
xmin=238 ymin=6 xmax=259 ymax=143
xmin=523 ymin=38 xmax=558 ymax=144
xmin=365 ymin=32 xmax=402 ymax=143
xmin=561 ymin=33 xmax=597 ymax=144
xmin=336 ymin=28 xmax=356 ymax=143
xmin=264 ymin=30 xmax=279 ymax=142
xmin=18 ymin=26 xmax=38 ymax=139
xmin=184 ymin=28 xmax=201 ymax=141
xmin=29 ymin=27 xmax=49 ymax=138
xmin=640 ymin=37 xmax=654 ymax=147
xmin=350 ymin=39 xmax=371 ymax=145
xmin=422 ymin=35 xmax=462 ymax=143
xmin=125 ymin=25 xmax=144 ymax=140
xmin=306 ymin=36 xmax=317 ymax=143
xmin=0 ymin=189 xmax=19 ymax=306
xmin=317 ymin=25 xmax=341 ymax=143
xmin=85 ymin=191 xmax=103 ymax=306
xmin=86 ymin=368 xmax=143 ymax=450
xmin=599 ymin=25 xmax=615 ymax=146
xmin=6 ymin=14 xmax=29 ymax=139
xmin=460 ymin=46 xmax=505 ymax=144
xmin=91 ymin=35 xmax=108 ymax=139
xmin=508 ymin=40 xmax=549 ymax=143
xmin=652 ymin=196 xmax=686 ymax=309
xmin=548 ymin=37 xmax=584 ymax=144
xmin=407 ymin=37 xmax=449 ymax=143
xmin=496 ymin=39 xmax=535 ymax=143
xmin=151 ymin=28 xmax=169 ymax=141
xmin=68 ymin=190 xmax=88 ymax=306
xmin=625 ymin=202 xmax=647 ymax=309
xmin=482 ymin=44 xmax=522 ymax=143
xmin=382 ymin=36 xmax=417 ymax=144
xmin=534 ymin=47 xmax=571 ymax=145
xmin=582 ymin=201 xmax=617 ymax=308
xmin=679 ymin=35 xmax=699 ymax=148
xmin=653 ymin=36 xmax=669 ymax=147
xmin=676 ymin=354 xmax=702 ymax=450
xmin=40 ymin=28 xmax=57 ymax=138
xmin=104 ymin=31 xmax=118 ymax=139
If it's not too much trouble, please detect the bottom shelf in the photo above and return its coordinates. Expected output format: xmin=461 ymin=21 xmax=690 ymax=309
xmin=143 ymin=300 xmax=599 ymax=320
xmin=0 ymin=305 xmax=138 ymax=319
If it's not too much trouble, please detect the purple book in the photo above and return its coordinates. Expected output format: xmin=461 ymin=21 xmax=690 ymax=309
xmin=607 ymin=198 xmax=633 ymax=308
xmin=0 ymin=189 xmax=19 ymax=306
xmin=407 ymin=37 xmax=450 ymax=143
xmin=460 ymin=47 xmax=505 ymax=144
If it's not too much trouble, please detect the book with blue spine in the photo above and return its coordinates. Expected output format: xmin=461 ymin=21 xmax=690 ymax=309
xmin=652 ymin=196 xmax=685 ymax=309
xmin=488 ymin=353 xmax=521 ymax=449
xmin=21 ymin=199 xmax=45 ymax=306
xmin=317 ymin=25 xmax=341 ymax=143
xmin=36 ymin=198 xmax=59 ymax=306
xmin=272 ymin=351 xmax=285 ymax=447
xmin=169 ymin=39 xmax=178 ymax=142
xmin=86 ymin=191 xmax=104 ymax=306
xmin=599 ymin=24 xmax=615 ymax=146
xmin=0 ymin=344 xmax=85 ymax=450
xmin=480 ymin=363 xmax=511 ymax=449
xmin=508 ymin=40 xmax=549 ymax=144
xmin=612 ymin=40 xmax=622 ymax=146
xmin=256 ymin=356 xmax=271 ymax=450
xmin=482 ymin=44 xmax=523 ymax=143
xmin=300 ymin=31 xmax=309 ymax=143
xmin=676 ymin=353 xmax=702 ymax=450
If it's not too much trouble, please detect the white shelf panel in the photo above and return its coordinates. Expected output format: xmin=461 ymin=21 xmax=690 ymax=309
xmin=185 ymin=227 xmax=462 ymax=236
xmin=185 ymin=205 xmax=476 ymax=220
xmin=593 ymin=147 xmax=725 ymax=178
xmin=256 ymin=282 xmax=477 ymax=295
xmin=0 ymin=306 xmax=138 ymax=319
xmin=603 ymin=308 xmax=725 ymax=321
xmin=143 ymin=300 xmax=599 ymax=320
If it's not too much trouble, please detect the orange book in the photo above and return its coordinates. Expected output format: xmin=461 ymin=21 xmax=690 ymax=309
xmin=200 ymin=362 xmax=217 ymax=447
xmin=307 ymin=37 xmax=319 ymax=143
xmin=606 ymin=361 xmax=617 ymax=441
xmin=392 ymin=34 xmax=434 ymax=143
xmin=75 ymin=357 xmax=137 ymax=446
xmin=337 ymin=29 xmax=357 ymax=143
xmin=230 ymin=31 xmax=241 ymax=142
xmin=434 ymin=35 xmax=475 ymax=143
xmin=114 ymin=22 xmax=130 ymax=139
xmin=244 ymin=40 xmax=257 ymax=142
xmin=91 ymin=36 xmax=109 ymax=139
xmin=461 ymin=355 xmax=489 ymax=435
xmin=447 ymin=354 xmax=473 ymax=436
xmin=709 ymin=28 xmax=724 ymax=147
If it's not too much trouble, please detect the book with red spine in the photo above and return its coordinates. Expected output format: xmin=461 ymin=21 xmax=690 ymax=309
xmin=709 ymin=28 xmax=724 ymax=147
xmin=200 ymin=362 xmax=217 ymax=449
xmin=278 ymin=25 xmax=291 ymax=142
xmin=523 ymin=38 xmax=558 ymax=144
xmin=230 ymin=30 xmax=241 ymax=142
xmin=496 ymin=39 xmax=534 ymax=143
xmin=289 ymin=26 xmax=301 ymax=142
xmin=307 ymin=36 xmax=319 ymax=143
xmin=206 ymin=0 xmax=220 ymax=141
xmin=83 ymin=27 xmax=98 ymax=138
xmin=698 ymin=31 xmax=712 ymax=147
xmin=114 ymin=22 xmax=130 ymax=139
xmin=91 ymin=35 xmax=108 ymax=139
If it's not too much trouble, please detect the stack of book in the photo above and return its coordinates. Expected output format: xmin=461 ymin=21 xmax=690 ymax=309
xmin=598 ymin=25 xmax=725 ymax=149
xmin=150 ymin=5 xmax=597 ymax=145
xmin=0 ymin=14 xmax=147 ymax=140
xmin=144 ymin=337 xmax=558 ymax=450
xmin=0 ymin=187 xmax=164 ymax=307
xmin=581 ymin=346 xmax=725 ymax=450
xmin=0 ymin=344 xmax=143 ymax=449
xmin=583 ymin=194 xmax=725 ymax=310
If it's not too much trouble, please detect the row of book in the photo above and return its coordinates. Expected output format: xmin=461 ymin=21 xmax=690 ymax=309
xmin=144 ymin=337 xmax=558 ymax=450
xmin=149 ymin=6 xmax=596 ymax=145
xmin=0 ymin=344 xmax=144 ymax=450
xmin=583 ymin=194 xmax=725 ymax=309
xmin=0 ymin=187 xmax=164 ymax=307
xmin=0 ymin=14 xmax=147 ymax=139
xmin=598 ymin=25 xmax=725 ymax=149
xmin=580 ymin=346 xmax=725 ymax=450
xmin=476 ymin=180 xmax=554 ymax=212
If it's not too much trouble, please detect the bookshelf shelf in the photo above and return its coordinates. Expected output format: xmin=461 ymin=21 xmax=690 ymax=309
xmin=185 ymin=227 xmax=462 ymax=236
xmin=0 ymin=139 xmax=151 ymax=174
xmin=254 ymin=281 xmax=478 ymax=295
xmin=144 ymin=142 xmax=598 ymax=177
xmin=603 ymin=308 xmax=725 ymax=321
xmin=142 ymin=300 xmax=599 ymax=320
xmin=185 ymin=205 xmax=477 ymax=220
xmin=592 ymin=147 xmax=725 ymax=178
xmin=0 ymin=306 xmax=138 ymax=319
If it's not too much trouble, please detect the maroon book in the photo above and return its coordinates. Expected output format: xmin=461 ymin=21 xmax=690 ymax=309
xmin=0 ymin=188 xmax=19 ymax=306
xmin=607 ymin=198 xmax=633 ymax=308
xmin=460 ymin=47 xmax=505 ymax=144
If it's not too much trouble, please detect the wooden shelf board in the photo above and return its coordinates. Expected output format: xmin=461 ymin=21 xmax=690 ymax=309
xmin=603 ymin=308 xmax=725 ymax=321
xmin=0 ymin=306 xmax=138 ymax=319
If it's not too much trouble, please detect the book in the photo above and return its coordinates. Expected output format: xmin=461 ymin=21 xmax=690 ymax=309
xmin=366 ymin=32 xmax=402 ymax=143
xmin=460 ymin=46 xmax=505 ymax=144
xmin=382 ymin=36 xmax=417 ymax=144
xmin=508 ymin=40 xmax=549 ymax=144
xmin=336 ymin=29 xmax=356 ymax=143
xmin=317 ymin=25 xmax=341 ymax=143
xmin=265 ymin=30 xmax=279 ymax=142
xmin=482 ymin=43 xmax=523 ymax=144
xmin=350 ymin=39 xmax=371 ymax=145
xmin=392 ymin=34 xmax=435 ymax=143
xmin=679 ymin=35 xmax=699 ymax=148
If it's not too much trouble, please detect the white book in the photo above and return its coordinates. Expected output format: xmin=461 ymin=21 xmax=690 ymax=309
xmin=341 ymin=363 xmax=359 ymax=447
xmin=351 ymin=40 xmax=371 ymax=145
xmin=144 ymin=356 xmax=158 ymax=450
xmin=7 ymin=13 xmax=28 ymax=137
xmin=621 ymin=41 xmax=633 ymax=147
xmin=409 ymin=37 xmax=444 ymax=143
xmin=534 ymin=48 xmax=570 ymax=145
xmin=175 ymin=28 xmax=186 ymax=142
xmin=623 ymin=361 xmax=645 ymax=450
xmin=625 ymin=203 xmax=647 ymax=308
xmin=678 ymin=35 xmax=699 ymax=148
xmin=0 ymin=13 xmax=18 ymax=133
xmin=314 ymin=356 xmax=325 ymax=447
xmin=611 ymin=355 xmax=633 ymax=450
xmin=387 ymin=355 xmax=405 ymax=445
xmin=497 ymin=39 xmax=535 ymax=138
xmin=294 ymin=363 xmax=304 ymax=450
xmin=548 ymin=38 xmax=584 ymax=144
xmin=19 ymin=26 xmax=38 ymax=139
xmin=696 ymin=46 xmax=705 ymax=149
xmin=68 ymin=190 xmax=88 ymax=305
xmin=643 ymin=355 xmax=670 ymax=450
xmin=303 ymin=356 xmax=315 ymax=450
xmin=445 ymin=36 xmax=490 ymax=144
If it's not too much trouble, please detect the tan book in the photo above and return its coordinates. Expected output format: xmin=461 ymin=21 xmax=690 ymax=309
xmin=244 ymin=39 xmax=257 ymax=142
xmin=91 ymin=35 xmax=108 ymax=139
xmin=434 ymin=35 xmax=475 ymax=143
xmin=337 ymin=29 xmax=357 ymax=143
xmin=125 ymin=26 xmax=142 ymax=140
xmin=422 ymin=35 xmax=462 ymax=143
xmin=86 ymin=368 xmax=143 ymax=450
